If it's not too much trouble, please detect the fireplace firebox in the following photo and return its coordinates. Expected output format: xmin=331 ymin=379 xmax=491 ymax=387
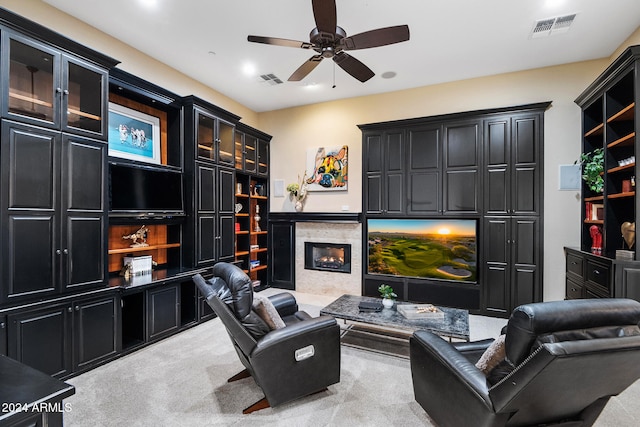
xmin=304 ymin=242 xmax=351 ymax=274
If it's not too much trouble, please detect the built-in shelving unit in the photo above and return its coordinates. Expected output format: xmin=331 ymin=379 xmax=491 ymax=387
xmin=567 ymin=44 xmax=640 ymax=302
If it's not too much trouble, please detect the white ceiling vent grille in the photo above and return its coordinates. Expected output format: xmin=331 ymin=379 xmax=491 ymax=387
xmin=259 ymin=73 xmax=284 ymax=85
xmin=531 ymin=13 xmax=577 ymax=38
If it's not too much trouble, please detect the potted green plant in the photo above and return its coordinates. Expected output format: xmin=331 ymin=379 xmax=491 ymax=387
xmin=576 ymin=148 xmax=604 ymax=193
xmin=378 ymin=284 xmax=397 ymax=308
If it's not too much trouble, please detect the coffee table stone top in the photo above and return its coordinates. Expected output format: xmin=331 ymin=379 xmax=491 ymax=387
xmin=320 ymin=294 xmax=470 ymax=341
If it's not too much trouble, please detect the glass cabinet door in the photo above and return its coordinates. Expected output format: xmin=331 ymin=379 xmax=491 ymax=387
xmin=258 ymin=139 xmax=269 ymax=176
xmin=243 ymin=134 xmax=257 ymax=173
xmin=196 ymin=112 xmax=216 ymax=161
xmin=5 ymin=34 xmax=58 ymax=126
xmin=218 ymin=120 xmax=235 ymax=166
xmin=63 ymin=57 xmax=106 ymax=135
xmin=234 ymin=131 xmax=244 ymax=170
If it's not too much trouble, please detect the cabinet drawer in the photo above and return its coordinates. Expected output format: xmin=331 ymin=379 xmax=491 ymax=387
xmin=566 ymin=253 xmax=584 ymax=279
xmin=565 ymin=278 xmax=583 ymax=299
xmin=586 ymin=261 xmax=610 ymax=290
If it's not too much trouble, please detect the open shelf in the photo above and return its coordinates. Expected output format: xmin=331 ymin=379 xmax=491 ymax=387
xmin=585 ymin=123 xmax=604 ymax=137
xmin=607 ymin=132 xmax=635 ymax=149
xmin=608 ymin=191 xmax=636 ymax=199
xmin=607 ymin=162 xmax=635 ymax=174
xmin=108 ymin=243 xmax=180 ymax=255
xmin=607 ymin=102 xmax=635 ymax=123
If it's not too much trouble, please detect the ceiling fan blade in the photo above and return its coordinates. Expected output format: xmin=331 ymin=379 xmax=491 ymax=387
xmin=248 ymin=35 xmax=313 ymax=49
xmin=339 ymin=25 xmax=410 ymax=50
xmin=288 ymin=55 xmax=324 ymax=81
xmin=333 ymin=52 xmax=374 ymax=82
xmin=312 ymin=0 xmax=337 ymax=35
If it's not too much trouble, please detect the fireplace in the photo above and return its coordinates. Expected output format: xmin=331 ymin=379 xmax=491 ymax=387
xmin=304 ymin=242 xmax=351 ymax=274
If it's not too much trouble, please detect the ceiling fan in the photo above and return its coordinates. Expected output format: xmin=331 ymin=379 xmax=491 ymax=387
xmin=247 ymin=0 xmax=410 ymax=83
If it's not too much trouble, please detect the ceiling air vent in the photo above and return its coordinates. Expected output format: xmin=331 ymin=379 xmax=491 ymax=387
xmin=531 ymin=13 xmax=577 ymax=38
xmin=259 ymin=73 xmax=283 ymax=85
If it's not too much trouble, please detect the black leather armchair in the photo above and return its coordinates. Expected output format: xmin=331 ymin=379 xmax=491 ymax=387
xmin=193 ymin=262 xmax=340 ymax=413
xmin=410 ymin=298 xmax=640 ymax=427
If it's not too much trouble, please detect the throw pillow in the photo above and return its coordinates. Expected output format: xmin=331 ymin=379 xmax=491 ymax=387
xmin=252 ymin=293 xmax=286 ymax=330
xmin=475 ymin=334 xmax=506 ymax=375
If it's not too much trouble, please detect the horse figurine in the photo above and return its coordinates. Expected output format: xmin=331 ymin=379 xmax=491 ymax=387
xmin=122 ymin=225 xmax=150 ymax=247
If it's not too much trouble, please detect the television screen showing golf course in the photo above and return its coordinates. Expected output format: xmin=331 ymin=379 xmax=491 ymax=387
xmin=367 ymin=218 xmax=477 ymax=283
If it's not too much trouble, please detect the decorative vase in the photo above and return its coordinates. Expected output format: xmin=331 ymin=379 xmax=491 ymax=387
xmin=295 ymin=200 xmax=304 ymax=212
xmin=382 ymin=298 xmax=394 ymax=309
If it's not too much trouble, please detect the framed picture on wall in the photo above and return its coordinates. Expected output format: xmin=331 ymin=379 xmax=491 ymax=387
xmin=306 ymin=145 xmax=348 ymax=191
xmin=108 ymin=102 xmax=161 ymax=164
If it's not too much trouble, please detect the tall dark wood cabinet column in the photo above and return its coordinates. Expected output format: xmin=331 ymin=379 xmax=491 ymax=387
xmin=360 ymin=103 xmax=548 ymax=315
xmin=183 ymin=96 xmax=240 ymax=268
xmin=363 ymin=129 xmax=405 ymax=215
xmin=483 ymin=111 xmax=544 ymax=315
xmin=0 ymin=11 xmax=116 ymax=306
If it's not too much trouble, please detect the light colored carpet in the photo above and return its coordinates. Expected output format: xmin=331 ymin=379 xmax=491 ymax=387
xmin=63 ymin=291 xmax=640 ymax=426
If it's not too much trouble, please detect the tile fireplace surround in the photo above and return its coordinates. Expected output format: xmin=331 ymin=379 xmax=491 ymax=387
xmin=295 ymin=220 xmax=362 ymax=297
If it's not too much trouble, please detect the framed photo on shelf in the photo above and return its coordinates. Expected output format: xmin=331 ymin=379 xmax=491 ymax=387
xmin=108 ymin=102 xmax=161 ymax=164
xmin=590 ymin=203 xmax=604 ymax=221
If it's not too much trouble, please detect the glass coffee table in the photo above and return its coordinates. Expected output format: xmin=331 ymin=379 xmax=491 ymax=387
xmin=320 ymin=294 xmax=470 ymax=357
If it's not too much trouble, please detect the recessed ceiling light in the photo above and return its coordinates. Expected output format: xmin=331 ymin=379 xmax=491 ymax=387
xmin=138 ymin=0 xmax=158 ymax=9
xmin=381 ymin=71 xmax=397 ymax=79
xmin=242 ymin=63 xmax=257 ymax=77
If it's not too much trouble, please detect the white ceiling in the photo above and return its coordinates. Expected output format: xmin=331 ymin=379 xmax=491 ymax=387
xmin=43 ymin=0 xmax=640 ymax=113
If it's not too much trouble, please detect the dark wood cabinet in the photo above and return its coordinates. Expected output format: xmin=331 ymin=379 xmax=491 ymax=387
xmin=6 ymin=292 xmax=120 ymax=378
xmin=7 ymin=303 xmax=72 ymax=378
xmin=0 ymin=121 xmax=107 ymax=304
xmin=269 ymin=220 xmax=295 ymax=290
xmin=483 ymin=216 xmax=540 ymax=315
xmin=72 ymin=295 xmax=119 ymax=372
xmin=192 ymin=163 xmax=235 ymax=265
xmin=363 ymin=129 xmax=405 ymax=214
xmin=183 ymin=97 xmax=240 ymax=269
xmin=147 ymin=285 xmax=179 ymax=341
xmin=361 ymin=103 xmax=548 ymax=313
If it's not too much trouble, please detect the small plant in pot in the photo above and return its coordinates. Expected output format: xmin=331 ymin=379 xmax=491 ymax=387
xmin=378 ymin=284 xmax=397 ymax=308
xmin=576 ymin=148 xmax=604 ymax=193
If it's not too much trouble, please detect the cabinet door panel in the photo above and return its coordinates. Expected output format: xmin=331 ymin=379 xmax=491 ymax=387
xmin=513 ymin=166 xmax=537 ymax=213
xmin=513 ymin=217 xmax=538 ymax=266
xmin=197 ymin=215 xmax=216 ymax=264
xmin=8 ymin=305 xmax=71 ymax=378
xmin=4 ymin=123 xmax=57 ymax=210
xmin=74 ymin=296 xmax=118 ymax=370
xmin=616 ymin=266 xmax=640 ymax=300
xmin=384 ymin=131 xmax=403 ymax=173
xmin=409 ymin=172 xmax=439 ymax=213
xmin=218 ymin=168 xmax=235 ymax=214
xmin=484 ymin=217 xmax=509 ymax=313
xmin=445 ymin=169 xmax=478 ymax=213
xmin=218 ymin=214 xmax=235 ymax=261
xmin=513 ymin=267 xmax=537 ymax=307
xmin=485 ymin=119 xmax=509 ymax=166
xmin=147 ymin=286 xmax=179 ymax=340
xmin=513 ymin=117 xmax=537 ymax=164
xmin=386 ymin=172 xmax=404 ymax=214
xmin=486 ymin=168 xmax=508 ymax=214
xmin=65 ymin=216 xmax=105 ymax=289
xmin=63 ymin=57 xmax=108 ymax=137
xmin=485 ymin=265 xmax=509 ymax=314
xmin=197 ymin=164 xmax=215 ymax=212
xmin=5 ymin=215 xmax=56 ymax=299
xmin=63 ymin=136 xmax=105 ymax=211
xmin=270 ymin=222 xmax=295 ymax=289
xmin=365 ymin=174 xmax=382 ymax=213
xmin=365 ymin=134 xmax=382 ymax=172
xmin=408 ymin=127 xmax=439 ymax=169
xmin=445 ymin=122 xmax=480 ymax=168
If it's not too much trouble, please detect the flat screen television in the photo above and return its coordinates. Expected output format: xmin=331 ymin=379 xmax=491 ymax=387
xmin=367 ymin=218 xmax=477 ymax=283
xmin=109 ymin=163 xmax=184 ymax=217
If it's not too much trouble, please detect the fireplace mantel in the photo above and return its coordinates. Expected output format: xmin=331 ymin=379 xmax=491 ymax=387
xmin=269 ymin=212 xmax=362 ymax=223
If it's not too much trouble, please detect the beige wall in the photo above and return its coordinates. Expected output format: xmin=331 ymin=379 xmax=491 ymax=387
xmin=3 ymin=0 xmax=640 ymax=303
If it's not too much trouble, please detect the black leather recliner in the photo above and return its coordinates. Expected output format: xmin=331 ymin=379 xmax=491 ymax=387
xmin=410 ymin=298 xmax=640 ymax=427
xmin=193 ymin=262 xmax=340 ymax=414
